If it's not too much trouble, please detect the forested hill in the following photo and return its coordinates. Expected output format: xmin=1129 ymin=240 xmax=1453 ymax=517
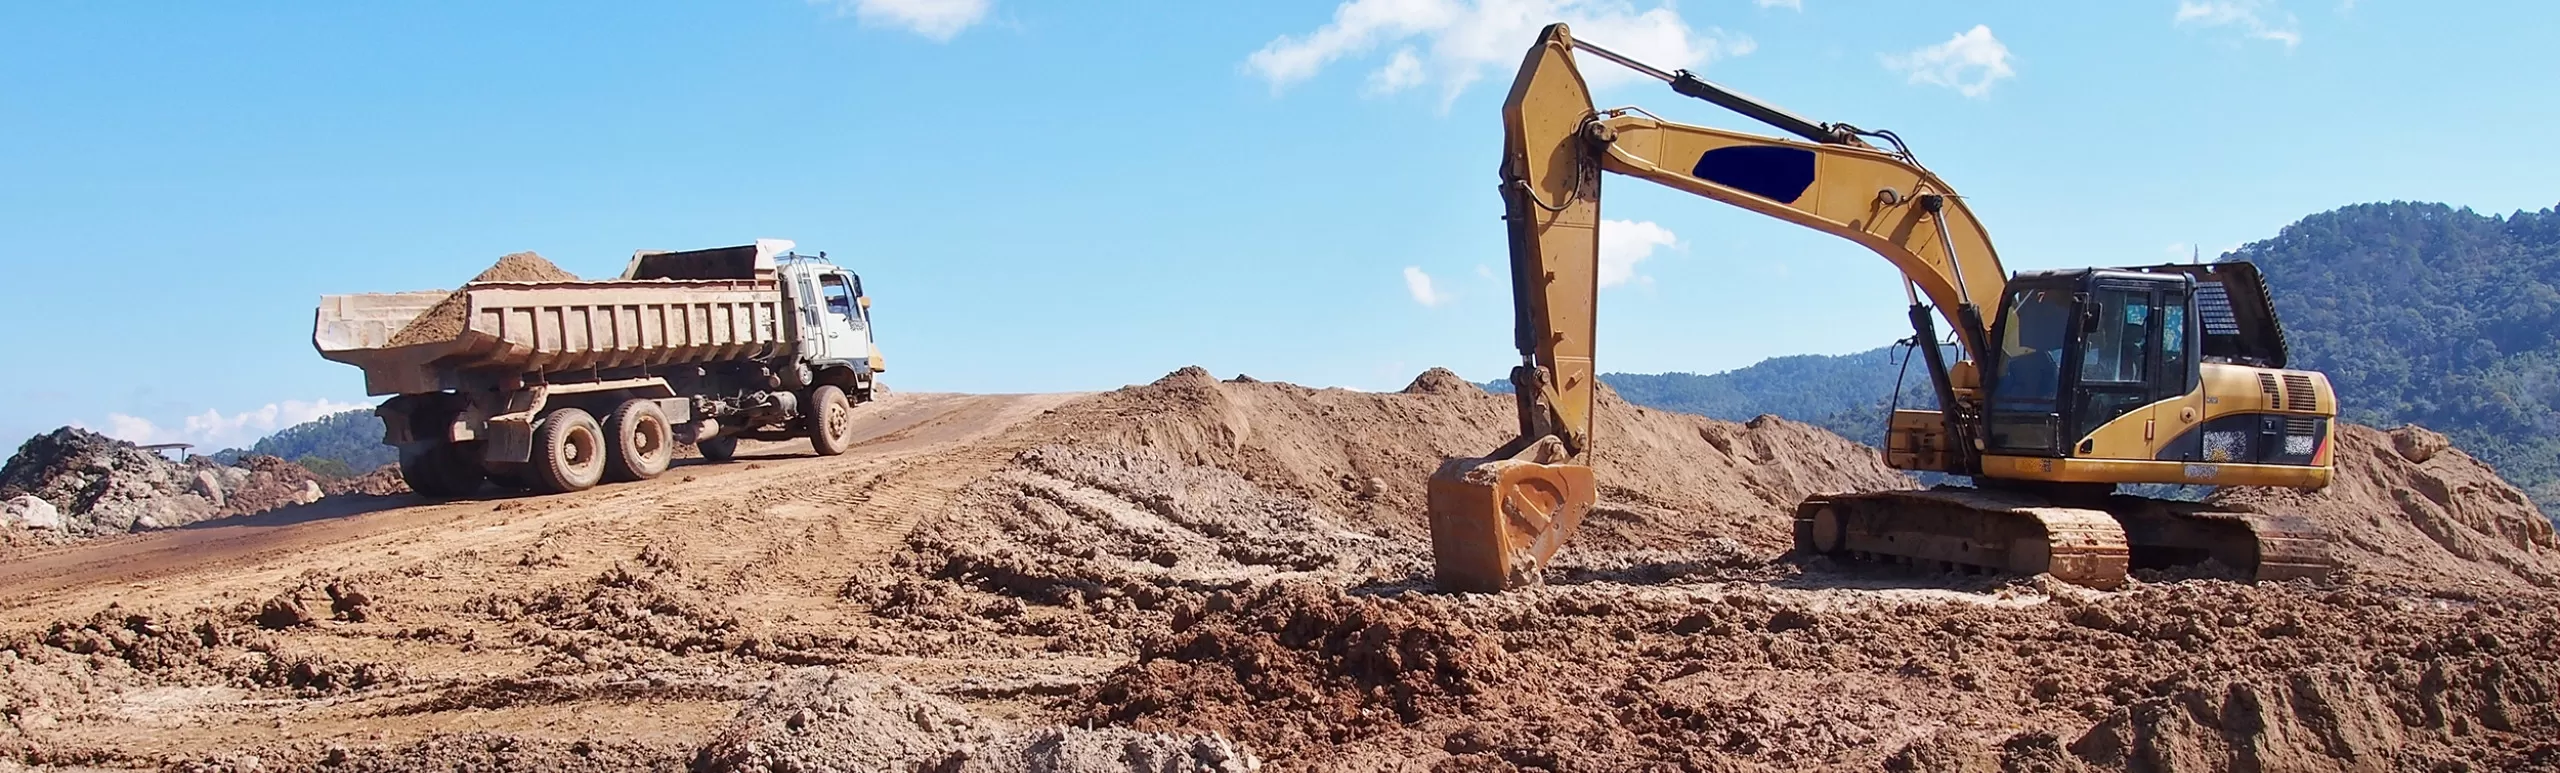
xmin=212 ymin=409 xmax=393 ymax=477
xmin=2238 ymin=201 xmax=2560 ymax=508
xmin=1484 ymin=346 xmax=1940 ymax=447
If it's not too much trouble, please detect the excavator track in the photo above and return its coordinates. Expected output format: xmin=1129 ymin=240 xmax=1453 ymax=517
xmin=2108 ymin=498 xmax=2337 ymax=582
xmin=1792 ymin=489 xmax=2338 ymax=588
xmin=1794 ymin=489 xmax=2132 ymax=589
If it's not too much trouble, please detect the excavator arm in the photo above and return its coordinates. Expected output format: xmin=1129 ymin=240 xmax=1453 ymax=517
xmin=1429 ymin=23 xmax=2013 ymax=591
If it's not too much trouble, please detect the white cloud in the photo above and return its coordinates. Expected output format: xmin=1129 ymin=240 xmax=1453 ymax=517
xmin=2175 ymin=0 xmax=2302 ymax=49
xmin=1475 ymin=263 xmax=1498 ymax=279
xmin=1247 ymin=0 xmax=1755 ymax=107
xmin=81 ymin=399 xmax=370 ymax=451
xmin=820 ymin=0 xmax=992 ymax=42
xmin=1599 ymin=219 xmax=1678 ymax=288
xmin=1756 ymin=0 xmax=1802 ymax=9
xmin=1882 ymin=25 xmax=2015 ymax=99
xmin=1367 ymin=47 xmax=1429 ymax=94
xmin=1404 ymin=266 xmax=1449 ymax=307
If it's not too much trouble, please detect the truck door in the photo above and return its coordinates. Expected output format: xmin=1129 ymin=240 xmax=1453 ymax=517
xmin=815 ymin=273 xmax=866 ymax=364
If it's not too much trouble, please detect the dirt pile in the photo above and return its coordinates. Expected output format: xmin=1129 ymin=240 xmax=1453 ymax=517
xmin=323 ymin=464 xmax=410 ymax=497
xmin=0 ymin=428 xmax=327 ymax=542
xmin=2213 ymin=423 xmax=2560 ymax=590
xmin=386 ymin=251 xmax=581 ymax=346
xmin=888 ymin=370 xmax=2560 ymax=770
xmin=1076 ymin=577 xmax=2560 ymax=771
xmin=1029 ymin=365 xmax=1911 ymax=556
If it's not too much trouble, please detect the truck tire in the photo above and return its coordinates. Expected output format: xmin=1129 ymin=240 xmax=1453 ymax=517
xmin=696 ymin=435 xmax=740 ymax=463
xmin=809 ymin=385 xmax=856 ymax=456
xmin=400 ymin=442 xmax=484 ymax=499
xmin=532 ymin=408 xmax=607 ymax=494
xmin=604 ymin=399 xmax=674 ymax=482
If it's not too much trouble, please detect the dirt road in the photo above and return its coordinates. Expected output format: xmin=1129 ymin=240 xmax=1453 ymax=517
xmin=0 ymin=391 xmax=1088 ymax=766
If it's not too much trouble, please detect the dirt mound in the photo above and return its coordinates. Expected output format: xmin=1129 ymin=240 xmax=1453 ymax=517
xmin=906 ymin=443 xmax=1419 ymax=619
xmin=694 ymin=669 xmax=990 ymax=771
xmin=1078 ymin=576 xmax=2560 ymax=770
xmin=0 ymin=428 xmax=327 ymax=541
xmin=1400 ymin=367 xmax=1483 ymax=397
xmin=2213 ymin=423 xmax=2560 ymax=590
xmin=1084 ymin=582 xmax=1505 ymax=750
xmin=387 ymin=251 xmax=580 ymax=346
xmin=1033 ymin=367 xmax=1911 ymax=557
xmin=325 ymin=464 xmax=410 ymax=497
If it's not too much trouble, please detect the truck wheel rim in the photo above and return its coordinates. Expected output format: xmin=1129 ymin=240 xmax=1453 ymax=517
xmin=636 ymin=415 xmax=665 ymax=459
xmin=826 ymin=407 xmax=850 ymax=441
xmin=567 ymin=427 xmax=598 ymax=469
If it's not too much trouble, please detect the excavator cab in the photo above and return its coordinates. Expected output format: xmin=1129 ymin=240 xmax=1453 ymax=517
xmin=1983 ymin=270 xmax=2200 ymax=459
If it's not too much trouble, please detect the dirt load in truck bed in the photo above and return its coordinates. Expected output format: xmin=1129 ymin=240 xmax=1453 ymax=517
xmin=0 ymin=370 xmax=2554 ymax=771
xmin=384 ymin=251 xmax=582 ymax=347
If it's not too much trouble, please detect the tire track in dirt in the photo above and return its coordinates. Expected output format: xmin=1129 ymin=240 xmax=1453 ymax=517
xmin=0 ymin=393 xmax=1074 ymax=624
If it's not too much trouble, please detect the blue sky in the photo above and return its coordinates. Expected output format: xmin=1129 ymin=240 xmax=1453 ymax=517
xmin=2 ymin=1 xmax=2554 ymax=450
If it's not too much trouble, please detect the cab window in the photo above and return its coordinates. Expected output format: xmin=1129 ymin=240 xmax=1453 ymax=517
xmin=2158 ymin=299 xmax=2190 ymax=397
xmin=1986 ymin=287 xmax=2071 ymax=454
xmin=2079 ymin=290 xmax=2150 ymax=384
xmin=1992 ymin=288 xmax=2069 ymax=411
xmin=820 ymin=275 xmax=855 ymax=319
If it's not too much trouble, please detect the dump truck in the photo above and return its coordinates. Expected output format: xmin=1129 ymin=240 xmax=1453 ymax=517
xmin=314 ymin=239 xmax=883 ymax=497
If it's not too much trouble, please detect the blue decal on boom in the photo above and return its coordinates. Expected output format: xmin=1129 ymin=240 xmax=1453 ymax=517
xmin=1691 ymin=145 xmax=1816 ymax=203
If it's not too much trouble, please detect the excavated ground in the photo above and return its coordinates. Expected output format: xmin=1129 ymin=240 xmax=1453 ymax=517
xmin=0 ymin=370 xmax=2554 ymax=771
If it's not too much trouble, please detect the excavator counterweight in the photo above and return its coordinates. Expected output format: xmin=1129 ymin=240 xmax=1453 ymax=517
xmin=1427 ymin=23 xmax=2340 ymax=592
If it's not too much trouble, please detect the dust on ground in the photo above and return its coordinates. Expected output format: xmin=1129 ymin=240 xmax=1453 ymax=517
xmin=0 ymin=370 xmax=2554 ymax=771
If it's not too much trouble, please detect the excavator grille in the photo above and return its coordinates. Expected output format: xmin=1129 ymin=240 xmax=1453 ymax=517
xmin=2282 ymin=374 xmax=2319 ymax=412
xmin=2259 ymin=373 xmax=2282 ymax=410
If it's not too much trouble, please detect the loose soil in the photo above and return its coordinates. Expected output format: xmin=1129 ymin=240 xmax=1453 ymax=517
xmin=0 ymin=371 xmax=2553 ymax=771
xmin=385 ymin=251 xmax=581 ymax=347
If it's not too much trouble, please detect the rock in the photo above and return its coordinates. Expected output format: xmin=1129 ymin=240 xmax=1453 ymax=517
xmin=258 ymin=593 xmax=319 ymax=629
xmin=193 ymin=470 xmax=227 ymax=508
xmin=0 ymin=427 xmax=333 ymax=541
xmin=2392 ymin=425 xmax=2451 ymax=464
xmin=3 ymin=495 xmax=61 ymax=530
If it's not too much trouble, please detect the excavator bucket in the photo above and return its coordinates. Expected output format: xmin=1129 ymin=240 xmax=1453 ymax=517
xmin=1427 ymin=456 xmax=1596 ymax=592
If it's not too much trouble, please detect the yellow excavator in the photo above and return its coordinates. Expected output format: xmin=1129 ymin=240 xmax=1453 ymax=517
xmin=1427 ymin=24 xmax=2340 ymax=592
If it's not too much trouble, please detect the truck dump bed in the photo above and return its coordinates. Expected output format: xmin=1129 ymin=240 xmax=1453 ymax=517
xmin=315 ymin=278 xmax=789 ymax=396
